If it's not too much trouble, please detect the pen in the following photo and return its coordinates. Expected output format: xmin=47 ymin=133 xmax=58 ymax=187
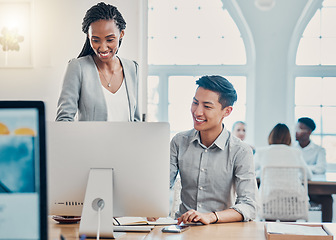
xmin=60 ymin=234 xmax=66 ymax=240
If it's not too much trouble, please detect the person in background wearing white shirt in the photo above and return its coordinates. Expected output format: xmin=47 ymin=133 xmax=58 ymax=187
xmin=295 ymin=117 xmax=331 ymax=222
xmin=254 ymin=123 xmax=312 ymax=180
xmin=295 ymin=117 xmax=326 ymax=174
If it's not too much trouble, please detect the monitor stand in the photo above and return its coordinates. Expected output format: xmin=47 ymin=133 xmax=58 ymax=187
xmin=79 ymin=168 xmax=115 ymax=238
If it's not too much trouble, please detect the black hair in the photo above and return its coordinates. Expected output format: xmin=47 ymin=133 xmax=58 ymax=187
xmin=78 ymin=2 xmax=126 ymax=58
xmin=298 ymin=117 xmax=316 ymax=132
xmin=196 ymin=75 xmax=237 ymax=109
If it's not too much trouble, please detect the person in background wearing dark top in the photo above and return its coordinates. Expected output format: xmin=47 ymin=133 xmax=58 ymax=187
xmin=170 ymin=75 xmax=257 ymax=225
xmin=56 ymin=2 xmax=141 ymax=122
xmin=232 ymin=121 xmax=255 ymax=154
xmin=295 ymin=117 xmax=331 ymax=222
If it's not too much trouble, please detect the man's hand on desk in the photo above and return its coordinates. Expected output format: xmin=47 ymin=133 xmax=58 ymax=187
xmin=177 ymin=209 xmax=216 ymax=225
xmin=146 ymin=217 xmax=159 ymax=222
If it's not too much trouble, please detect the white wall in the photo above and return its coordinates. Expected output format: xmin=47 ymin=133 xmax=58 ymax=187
xmin=236 ymin=0 xmax=310 ymax=147
xmin=0 ymin=0 xmax=146 ymax=121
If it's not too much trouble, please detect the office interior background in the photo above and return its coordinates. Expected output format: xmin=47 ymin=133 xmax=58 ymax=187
xmin=0 ymin=1 xmax=335 ymax=165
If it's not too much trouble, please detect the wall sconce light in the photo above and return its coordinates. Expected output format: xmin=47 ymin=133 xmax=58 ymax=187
xmin=0 ymin=27 xmax=25 ymax=66
xmin=255 ymin=0 xmax=276 ymax=11
xmin=0 ymin=1 xmax=32 ymax=68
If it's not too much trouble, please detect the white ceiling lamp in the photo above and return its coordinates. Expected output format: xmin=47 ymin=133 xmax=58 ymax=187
xmin=255 ymin=0 xmax=276 ymax=11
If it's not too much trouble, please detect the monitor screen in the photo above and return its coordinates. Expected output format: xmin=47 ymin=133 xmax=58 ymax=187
xmin=47 ymin=122 xmax=170 ymax=219
xmin=0 ymin=101 xmax=47 ymax=240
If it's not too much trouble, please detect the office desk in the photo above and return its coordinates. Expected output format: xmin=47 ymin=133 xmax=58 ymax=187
xmin=49 ymin=219 xmax=336 ymax=240
xmin=308 ymin=173 xmax=336 ymax=222
xmin=309 ymin=173 xmax=336 ymax=195
xmin=49 ymin=220 xmax=264 ymax=240
xmin=146 ymin=222 xmax=265 ymax=240
xmin=48 ymin=218 xmax=147 ymax=240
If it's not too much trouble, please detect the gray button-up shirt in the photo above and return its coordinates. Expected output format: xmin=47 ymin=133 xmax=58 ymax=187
xmin=170 ymin=127 xmax=258 ymax=221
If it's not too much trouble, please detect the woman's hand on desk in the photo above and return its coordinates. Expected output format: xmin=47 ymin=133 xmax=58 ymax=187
xmin=177 ymin=210 xmax=216 ymax=225
xmin=147 ymin=217 xmax=159 ymax=222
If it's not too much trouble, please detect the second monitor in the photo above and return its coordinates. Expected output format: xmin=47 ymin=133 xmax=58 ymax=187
xmin=47 ymin=122 xmax=170 ymax=220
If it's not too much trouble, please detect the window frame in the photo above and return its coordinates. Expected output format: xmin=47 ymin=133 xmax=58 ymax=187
xmin=147 ymin=0 xmax=256 ymax=137
xmin=288 ymin=0 xmax=336 ymax=160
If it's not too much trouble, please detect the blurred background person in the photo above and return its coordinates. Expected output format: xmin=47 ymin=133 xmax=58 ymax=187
xmin=295 ymin=117 xmax=331 ymax=222
xmin=254 ymin=123 xmax=312 ymax=180
xmin=295 ymin=117 xmax=326 ymax=174
xmin=232 ymin=121 xmax=246 ymax=141
xmin=232 ymin=121 xmax=255 ymax=154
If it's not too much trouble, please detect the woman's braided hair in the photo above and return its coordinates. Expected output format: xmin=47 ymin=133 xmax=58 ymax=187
xmin=78 ymin=2 xmax=126 ymax=58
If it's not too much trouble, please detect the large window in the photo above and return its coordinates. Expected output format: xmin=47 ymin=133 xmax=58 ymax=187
xmin=147 ymin=0 xmax=249 ymax=136
xmin=295 ymin=0 xmax=336 ymax=163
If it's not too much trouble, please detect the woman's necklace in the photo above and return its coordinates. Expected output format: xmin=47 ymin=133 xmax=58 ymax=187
xmin=96 ymin=64 xmax=112 ymax=87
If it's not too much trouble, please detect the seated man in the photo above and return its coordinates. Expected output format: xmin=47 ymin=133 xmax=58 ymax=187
xmin=170 ymin=75 xmax=257 ymax=225
xmin=295 ymin=117 xmax=326 ymax=174
xmin=295 ymin=117 xmax=331 ymax=222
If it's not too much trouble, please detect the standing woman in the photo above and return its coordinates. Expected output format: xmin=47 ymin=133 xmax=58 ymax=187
xmin=56 ymin=2 xmax=141 ymax=121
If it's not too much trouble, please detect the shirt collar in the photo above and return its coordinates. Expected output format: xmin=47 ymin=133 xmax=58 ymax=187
xmin=190 ymin=125 xmax=229 ymax=150
xmin=295 ymin=140 xmax=315 ymax=150
xmin=304 ymin=140 xmax=315 ymax=150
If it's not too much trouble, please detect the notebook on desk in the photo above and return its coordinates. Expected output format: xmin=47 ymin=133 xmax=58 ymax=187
xmin=113 ymin=216 xmax=177 ymax=226
xmin=112 ymin=217 xmax=177 ymax=232
xmin=0 ymin=101 xmax=47 ymax=240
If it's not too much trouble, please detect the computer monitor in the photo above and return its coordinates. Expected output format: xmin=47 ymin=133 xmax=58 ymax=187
xmin=47 ymin=122 xmax=170 ymax=237
xmin=0 ymin=101 xmax=47 ymax=240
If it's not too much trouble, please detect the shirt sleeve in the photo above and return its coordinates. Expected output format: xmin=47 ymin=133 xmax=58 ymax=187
xmin=170 ymin=136 xmax=179 ymax=189
xmin=230 ymin=145 xmax=258 ymax=221
xmin=309 ymin=147 xmax=326 ymax=174
xmin=56 ymin=59 xmax=81 ymax=121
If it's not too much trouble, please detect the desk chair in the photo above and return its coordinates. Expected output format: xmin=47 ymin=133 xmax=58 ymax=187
xmin=259 ymin=166 xmax=309 ymax=221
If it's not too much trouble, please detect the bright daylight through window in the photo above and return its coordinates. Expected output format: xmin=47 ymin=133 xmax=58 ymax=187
xmin=295 ymin=0 xmax=336 ymax=163
xmin=147 ymin=0 xmax=247 ymax=137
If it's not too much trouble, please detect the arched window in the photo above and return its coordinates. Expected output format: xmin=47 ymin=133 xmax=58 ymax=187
xmin=147 ymin=0 xmax=251 ymax=136
xmin=294 ymin=0 xmax=336 ymax=163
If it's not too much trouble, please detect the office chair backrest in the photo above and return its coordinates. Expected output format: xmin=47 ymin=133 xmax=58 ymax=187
xmin=259 ymin=166 xmax=308 ymax=221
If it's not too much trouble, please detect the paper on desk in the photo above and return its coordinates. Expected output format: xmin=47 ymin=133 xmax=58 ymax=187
xmin=266 ymin=223 xmax=328 ymax=236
